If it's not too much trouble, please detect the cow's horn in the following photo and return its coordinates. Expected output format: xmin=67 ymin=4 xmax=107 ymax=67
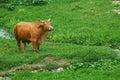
xmin=48 ymin=18 xmax=51 ymax=21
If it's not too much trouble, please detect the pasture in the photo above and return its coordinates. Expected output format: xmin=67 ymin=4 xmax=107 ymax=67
xmin=0 ymin=0 xmax=120 ymax=79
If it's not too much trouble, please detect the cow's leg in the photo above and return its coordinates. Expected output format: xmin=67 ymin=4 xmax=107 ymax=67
xmin=38 ymin=40 xmax=42 ymax=51
xmin=37 ymin=43 xmax=41 ymax=51
xmin=16 ymin=40 xmax=21 ymax=51
xmin=23 ymin=42 xmax=26 ymax=53
xmin=32 ymin=41 xmax=38 ymax=52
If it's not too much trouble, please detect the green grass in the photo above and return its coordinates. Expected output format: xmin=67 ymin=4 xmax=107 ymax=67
xmin=0 ymin=0 xmax=120 ymax=47
xmin=0 ymin=38 xmax=118 ymax=71
xmin=10 ymin=64 xmax=120 ymax=80
xmin=0 ymin=0 xmax=120 ymax=79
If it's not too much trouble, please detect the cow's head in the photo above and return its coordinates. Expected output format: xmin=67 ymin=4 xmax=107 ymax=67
xmin=40 ymin=19 xmax=53 ymax=31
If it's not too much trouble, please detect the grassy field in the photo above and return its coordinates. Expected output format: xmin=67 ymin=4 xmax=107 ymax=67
xmin=0 ymin=0 xmax=120 ymax=79
xmin=10 ymin=66 xmax=120 ymax=80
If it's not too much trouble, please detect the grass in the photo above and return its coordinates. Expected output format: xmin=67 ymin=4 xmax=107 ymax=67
xmin=0 ymin=0 xmax=120 ymax=47
xmin=0 ymin=0 xmax=120 ymax=79
xmin=0 ymin=38 xmax=118 ymax=71
xmin=9 ymin=64 xmax=120 ymax=80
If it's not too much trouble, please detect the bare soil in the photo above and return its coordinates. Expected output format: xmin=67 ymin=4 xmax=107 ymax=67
xmin=0 ymin=56 xmax=69 ymax=77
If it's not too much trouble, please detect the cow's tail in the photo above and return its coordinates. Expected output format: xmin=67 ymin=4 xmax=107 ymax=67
xmin=14 ymin=25 xmax=18 ymax=39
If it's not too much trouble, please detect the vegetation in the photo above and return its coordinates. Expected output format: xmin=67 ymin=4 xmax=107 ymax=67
xmin=0 ymin=0 xmax=120 ymax=79
xmin=0 ymin=0 xmax=120 ymax=47
xmin=10 ymin=66 xmax=120 ymax=80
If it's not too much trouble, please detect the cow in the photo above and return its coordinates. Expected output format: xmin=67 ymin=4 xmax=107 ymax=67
xmin=14 ymin=19 xmax=53 ymax=52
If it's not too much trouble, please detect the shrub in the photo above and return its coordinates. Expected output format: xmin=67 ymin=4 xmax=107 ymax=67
xmin=3 ymin=0 xmax=49 ymax=11
xmin=0 ymin=0 xmax=9 ymax=3
xmin=11 ymin=0 xmax=48 ymax=6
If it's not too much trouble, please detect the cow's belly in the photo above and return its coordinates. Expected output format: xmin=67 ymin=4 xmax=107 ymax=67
xmin=17 ymin=32 xmax=31 ymax=42
xmin=22 ymin=39 xmax=31 ymax=43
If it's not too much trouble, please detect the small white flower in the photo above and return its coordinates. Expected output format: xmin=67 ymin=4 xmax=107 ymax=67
xmin=56 ymin=67 xmax=64 ymax=72
xmin=0 ymin=77 xmax=3 ymax=80
xmin=31 ymin=70 xmax=38 ymax=73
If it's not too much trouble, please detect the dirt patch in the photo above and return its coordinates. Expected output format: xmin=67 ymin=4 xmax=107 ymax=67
xmin=44 ymin=56 xmax=55 ymax=63
xmin=0 ymin=56 xmax=69 ymax=77
xmin=0 ymin=64 xmax=44 ymax=77
xmin=43 ymin=56 xmax=69 ymax=66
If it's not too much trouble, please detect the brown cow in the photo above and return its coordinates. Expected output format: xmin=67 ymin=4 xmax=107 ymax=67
xmin=14 ymin=19 xmax=53 ymax=52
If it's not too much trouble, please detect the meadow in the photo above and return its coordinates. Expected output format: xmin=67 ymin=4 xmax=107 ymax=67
xmin=0 ymin=0 xmax=120 ymax=79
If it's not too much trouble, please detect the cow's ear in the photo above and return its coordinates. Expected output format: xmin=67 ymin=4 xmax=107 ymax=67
xmin=38 ymin=21 xmax=44 ymax=28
